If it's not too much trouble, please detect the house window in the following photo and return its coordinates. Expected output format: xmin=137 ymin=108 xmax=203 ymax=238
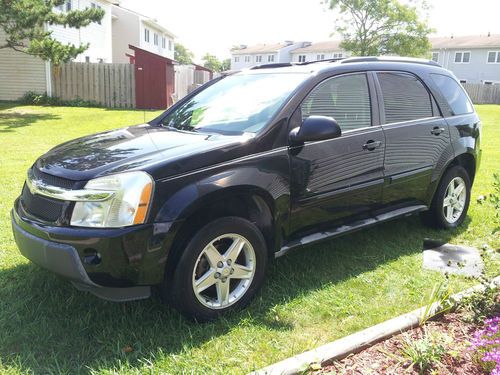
xmin=90 ymin=3 xmax=102 ymax=24
xmin=316 ymin=54 xmax=325 ymax=60
xmin=234 ymin=56 xmax=240 ymax=62
xmin=487 ymin=51 xmax=500 ymax=63
xmin=298 ymin=55 xmax=306 ymax=62
xmin=333 ymin=53 xmax=343 ymax=58
xmin=454 ymin=51 xmax=471 ymax=63
xmin=162 ymin=37 xmax=166 ymax=49
xmin=255 ymin=55 xmax=262 ymax=63
xmin=267 ymin=55 xmax=274 ymax=62
xmin=56 ymin=1 xmax=71 ymax=12
xmin=85 ymin=56 xmax=90 ymax=63
xmin=154 ymin=33 xmax=159 ymax=46
xmin=459 ymin=80 xmax=467 ymax=84
xmin=144 ymin=28 xmax=150 ymax=43
xmin=244 ymin=56 xmax=250 ymax=62
xmin=168 ymin=40 xmax=173 ymax=50
xmin=432 ymin=52 xmax=439 ymax=62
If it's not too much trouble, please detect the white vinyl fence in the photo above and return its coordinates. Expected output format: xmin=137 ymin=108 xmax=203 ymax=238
xmin=174 ymin=65 xmax=212 ymax=102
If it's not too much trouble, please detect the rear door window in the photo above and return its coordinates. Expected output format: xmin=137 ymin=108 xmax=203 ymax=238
xmin=377 ymin=72 xmax=434 ymax=124
xmin=430 ymin=74 xmax=474 ymax=115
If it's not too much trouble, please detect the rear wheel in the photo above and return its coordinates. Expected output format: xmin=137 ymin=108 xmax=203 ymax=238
xmin=422 ymin=165 xmax=471 ymax=229
xmin=165 ymin=217 xmax=267 ymax=321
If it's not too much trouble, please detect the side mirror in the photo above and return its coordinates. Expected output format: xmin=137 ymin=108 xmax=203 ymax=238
xmin=289 ymin=116 xmax=341 ymax=144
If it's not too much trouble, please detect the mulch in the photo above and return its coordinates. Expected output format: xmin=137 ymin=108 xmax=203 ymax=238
xmin=316 ymin=312 xmax=484 ymax=374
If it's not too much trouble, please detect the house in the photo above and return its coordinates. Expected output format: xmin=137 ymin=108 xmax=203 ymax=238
xmin=111 ymin=5 xmax=175 ymax=64
xmin=0 ymin=0 xmax=115 ymax=101
xmin=430 ymin=34 xmax=500 ymax=84
xmin=291 ymin=40 xmax=350 ymax=63
xmin=230 ymin=41 xmax=309 ymax=70
xmin=50 ymin=0 xmax=114 ymax=63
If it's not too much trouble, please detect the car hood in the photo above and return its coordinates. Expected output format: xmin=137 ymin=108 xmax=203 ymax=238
xmin=35 ymin=124 xmax=254 ymax=181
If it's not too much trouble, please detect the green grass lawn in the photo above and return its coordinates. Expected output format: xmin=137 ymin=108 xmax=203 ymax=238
xmin=0 ymin=102 xmax=498 ymax=374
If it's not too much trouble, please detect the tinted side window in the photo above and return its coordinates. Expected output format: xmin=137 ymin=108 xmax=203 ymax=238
xmin=301 ymin=73 xmax=371 ymax=131
xmin=377 ymin=72 xmax=433 ymax=124
xmin=430 ymin=74 xmax=474 ymax=115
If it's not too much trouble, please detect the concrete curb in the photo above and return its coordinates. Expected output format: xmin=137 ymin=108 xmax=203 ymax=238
xmin=252 ymin=276 xmax=500 ymax=375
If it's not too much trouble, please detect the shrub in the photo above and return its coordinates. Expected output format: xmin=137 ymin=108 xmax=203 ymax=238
xmin=19 ymin=91 xmax=100 ymax=108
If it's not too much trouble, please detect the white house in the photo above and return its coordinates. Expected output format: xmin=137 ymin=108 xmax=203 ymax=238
xmin=49 ymin=0 xmax=114 ymax=63
xmin=111 ymin=5 xmax=175 ymax=64
xmin=0 ymin=0 xmax=115 ymax=100
xmin=430 ymin=34 xmax=500 ymax=84
xmin=230 ymin=41 xmax=309 ymax=70
xmin=290 ymin=40 xmax=350 ymax=63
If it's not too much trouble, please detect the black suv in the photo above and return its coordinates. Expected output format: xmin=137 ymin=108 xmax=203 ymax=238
xmin=12 ymin=57 xmax=481 ymax=321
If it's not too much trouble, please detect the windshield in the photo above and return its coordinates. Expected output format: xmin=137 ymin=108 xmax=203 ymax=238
xmin=161 ymin=73 xmax=308 ymax=135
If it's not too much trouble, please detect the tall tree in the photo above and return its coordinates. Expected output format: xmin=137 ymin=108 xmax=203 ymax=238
xmin=327 ymin=0 xmax=432 ymax=57
xmin=0 ymin=0 xmax=104 ymax=64
xmin=174 ymin=43 xmax=194 ymax=65
xmin=202 ymin=53 xmax=225 ymax=72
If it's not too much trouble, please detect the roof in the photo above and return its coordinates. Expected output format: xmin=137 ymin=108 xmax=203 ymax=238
xmin=112 ymin=5 xmax=176 ymax=38
xmin=291 ymin=40 xmax=343 ymax=54
xmin=231 ymin=43 xmax=291 ymax=55
xmin=431 ymin=34 xmax=500 ymax=49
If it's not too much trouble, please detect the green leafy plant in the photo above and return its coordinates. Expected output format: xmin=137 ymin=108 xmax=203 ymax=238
xmin=19 ymin=91 xmax=100 ymax=108
xmin=420 ymin=280 xmax=453 ymax=324
xmin=400 ymin=330 xmax=448 ymax=374
xmin=457 ymin=276 xmax=499 ymax=324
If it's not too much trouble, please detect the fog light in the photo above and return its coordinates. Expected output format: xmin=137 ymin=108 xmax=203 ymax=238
xmin=83 ymin=249 xmax=101 ymax=265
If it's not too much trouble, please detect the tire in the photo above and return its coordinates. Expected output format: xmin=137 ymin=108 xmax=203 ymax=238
xmin=165 ymin=217 xmax=268 ymax=322
xmin=422 ymin=165 xmax=471 ymax=229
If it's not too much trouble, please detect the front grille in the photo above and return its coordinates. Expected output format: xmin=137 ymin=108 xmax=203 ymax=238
xmin=21 ymin=184 xmax=64 ymax=222
xmin=32 ymin=167 xmax=77 ymax=189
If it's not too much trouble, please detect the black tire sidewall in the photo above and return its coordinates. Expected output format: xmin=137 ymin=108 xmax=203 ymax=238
xmin=170 ymin=217 xmax=268 ymax=322
xmin=432 ymin=166 xmax=471 ymax=229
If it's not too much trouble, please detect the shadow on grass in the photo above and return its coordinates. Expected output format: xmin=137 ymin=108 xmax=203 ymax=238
xmin=0 ymin=215 xmax=471 ymax=373
xmin=0 ymin=109 xmax=61 ymax=133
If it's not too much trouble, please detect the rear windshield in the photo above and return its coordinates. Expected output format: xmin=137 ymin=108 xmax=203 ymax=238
xmin=161 ymin=73 xmax=308 ymax=135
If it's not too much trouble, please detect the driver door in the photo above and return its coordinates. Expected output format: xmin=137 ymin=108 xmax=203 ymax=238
xmin=289 ymin=72 xmax=386 ymax=237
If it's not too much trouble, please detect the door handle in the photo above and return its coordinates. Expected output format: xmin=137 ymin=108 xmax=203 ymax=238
xmin=362 ymin=140 xmax=382 ymax=151
xmin=430 ymin=127 xmax=445 ymax=135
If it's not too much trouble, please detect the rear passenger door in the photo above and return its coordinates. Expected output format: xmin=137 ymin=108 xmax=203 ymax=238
xmin=375 ymin=71 xmax=450 ymax=206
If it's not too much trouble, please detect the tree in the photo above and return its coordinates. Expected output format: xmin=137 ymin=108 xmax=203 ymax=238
xmin=174 ymin=43 xmax=194 ymax=65
xmin=221 ymin=58 xmax=231 ymax=71
xmin=0 ymin=0 xmax=104 ymax=64
xmin=202 ymin=53 xmax=228 ymax=72
xmin=327 ymin=0 xmax=432 ymax=57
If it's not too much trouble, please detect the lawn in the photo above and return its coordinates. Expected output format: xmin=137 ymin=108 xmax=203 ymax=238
xmin=0 ymin=102 xmax=498 ymax=374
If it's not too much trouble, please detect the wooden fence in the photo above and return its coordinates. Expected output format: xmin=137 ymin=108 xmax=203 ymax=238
xmin=52 ymin=62 xmax=135 ymax=108
xmin=462 ymin=83 xmax=500 ymax=105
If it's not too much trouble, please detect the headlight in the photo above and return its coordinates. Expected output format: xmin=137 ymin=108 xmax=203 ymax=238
xmin=71 ymin=172 xmax=153 ymax=228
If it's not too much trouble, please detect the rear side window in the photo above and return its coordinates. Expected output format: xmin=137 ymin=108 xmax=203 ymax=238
xmin=377 ymin=72 xmax=433 ymax=124
xmin=301 ymin=73 xmax=371 ymax=131
xmin=430 ymin=74 xmax=474 ymax=115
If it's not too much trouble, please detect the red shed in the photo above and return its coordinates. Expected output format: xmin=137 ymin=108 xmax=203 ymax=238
xmin=129 ymin=45 xmax=177 ymax=110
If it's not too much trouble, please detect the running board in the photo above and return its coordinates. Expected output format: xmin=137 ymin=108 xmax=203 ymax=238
xmin=275 ymin=205 xmax=427 ymax=258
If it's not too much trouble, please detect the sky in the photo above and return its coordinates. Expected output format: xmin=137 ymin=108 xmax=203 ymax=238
xmin=120 ymin=0 xmax=500 ymax=62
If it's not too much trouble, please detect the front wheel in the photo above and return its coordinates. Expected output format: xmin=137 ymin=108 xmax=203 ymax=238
xmin=166 ymin=217 xmax=268 ymax=322
xmin=422 ymin=165 xmax=471 ymax=229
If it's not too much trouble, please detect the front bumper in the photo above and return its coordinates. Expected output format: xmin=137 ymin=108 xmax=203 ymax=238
xmin=11 ymin=202 xmax=164 ymax=302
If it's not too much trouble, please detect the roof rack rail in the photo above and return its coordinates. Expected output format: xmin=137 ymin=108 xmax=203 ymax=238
xmin=250 ymin=63 xmax=295 ymax=70
xmin=340 ymin=56 xmax=440 ymax=67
